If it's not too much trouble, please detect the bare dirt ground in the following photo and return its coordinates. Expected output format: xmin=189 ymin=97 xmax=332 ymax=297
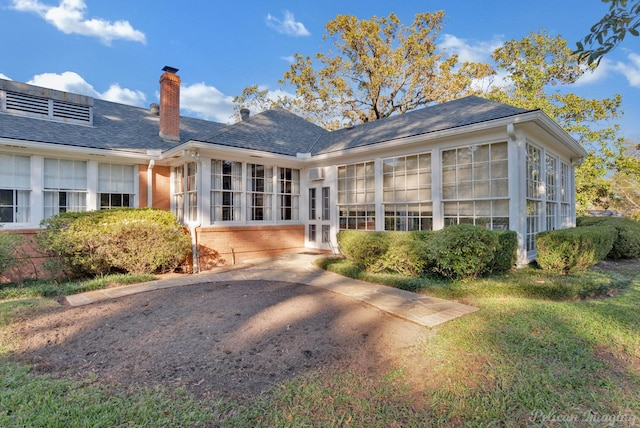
xmin=10 ymin=278 xmax=430 ymax=400
xmin=9 ymin=259 xmax=639 ymax=401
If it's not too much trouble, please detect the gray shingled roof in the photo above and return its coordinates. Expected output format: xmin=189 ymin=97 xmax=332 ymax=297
xmin=198 ymin=107 xmax=328 ymax=156
xmin=1 ymin=93 xmax=532 ymax=157
xmin=309 ymin=96 xmax=532 ymax=155
xmin=0 ymin=99 xmax=225 ymax=153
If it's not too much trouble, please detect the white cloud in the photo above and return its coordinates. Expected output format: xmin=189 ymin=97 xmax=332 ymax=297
xmin=281 ymin=55 xmax=296 ymax=64
xmin=180 ymin=82 xmax=235 ymax=123
xmin=612 ymin=52 xmax=640 ymax=87
xmin=439 ymin=34 xmax=504 ymax=64
xmin=27 ymin=71 xmax=146 ymax=106
xmin=266 ymin=10 xmax=310 ymax=37
xmin=11 ymin=0 xmax=146 ymax=45
xmin=574 ymin=61 xmax=611 ymax=86
xmin=0 ymin=73 xmax=12 ymax=80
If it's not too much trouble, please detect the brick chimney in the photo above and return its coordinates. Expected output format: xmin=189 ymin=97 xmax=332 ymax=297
xmin=159 ymin=66 xmax=180 ymax=142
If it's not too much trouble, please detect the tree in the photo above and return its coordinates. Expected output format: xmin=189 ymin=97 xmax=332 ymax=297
xmin=575 ymin=0 xmax=640 ymax=64
xmin=486 ymin=30 xmax=626 ymax=211
xmin=610 ymin=141 xmax=640 ymax=218
xmin=235 ymin=11 xmax=493 ymax=129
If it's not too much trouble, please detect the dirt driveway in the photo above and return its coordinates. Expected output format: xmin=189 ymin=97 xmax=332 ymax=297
xmin=11 ymin=278 xmax=430 ymax=399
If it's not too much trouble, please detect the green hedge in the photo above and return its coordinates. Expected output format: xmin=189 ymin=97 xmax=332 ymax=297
xmin=536 ymin=225 xmax=617 ymax=273
xmin=37 ymin=209 xmax=192 ymax=277
xmin=429 ymin=224 xmax=499 ymax=280
xmin=338 ymin=226 xmax=514 ymax=281
xmin=0 ymin=228 xmax=25 ymax=275
xmin=576 ymin=216 xmax=640 ymax=259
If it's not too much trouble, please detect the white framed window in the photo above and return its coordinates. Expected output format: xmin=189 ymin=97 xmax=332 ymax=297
xmin=247 ymin=163 xmax=273 ymax=221
xmin=560 ymin=161 xmax=572 ymax=228
xmin=545 ymin=154 xmax=558 ymax=231
xmin=442 ymin=142 xmax=509 ymax=230
xmin=211 ymin=160 xmax=242 ymax=222
xmin=172 ymin=162 xmax=197 ymax=223
xmin=337 ymin=161 xmax=375 ymax=230
xmin=0 ymin=153 xmax=30 ymax=223
xmin=277 ymin=167 xmax=300 ymax=221
xmin=383 ymin=153 xmax=432 ymax=231
xmin=98 ymin=163 xmax=135 ymax=209
xmin=43 ymin=158 xmax=87 ymax=219
xmin=526 ymin=144 xmax=543 ymax=252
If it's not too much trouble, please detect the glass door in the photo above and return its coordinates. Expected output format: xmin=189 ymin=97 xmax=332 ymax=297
xmin=306 ymin=186 xmax=333 ymax=251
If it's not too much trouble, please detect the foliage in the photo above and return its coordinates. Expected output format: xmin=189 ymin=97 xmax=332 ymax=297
xmin=369 ymin=231 xmax=433 ymax=277
xmin=491 ymin=230 xmax=518 ymax=273
xmin=337 ymin=230 xmax=390 ymax=270
xmin=486 ymin=30 xmax=626 ymax=212
xmin=0 ymin=273 xmax=154 ymax=300
xmin=575 ymin=0 xmax=640 ymax=64
xmin=577 ymin=216 xmax=640 ymax=259
xmin=236 ymin=11 xmax=493 ymax=130
xmin=37 ymin=209 xmax=191 ymax=277
xmin=536 ymin=225 xmax=617 ymax=273
xmin=610 ymin=141 xmax=640 ymax=217
xmin=0 ymin=228 xmax=24 ymax=276
xmin=429 ymin=224 xmax=499 ymax=280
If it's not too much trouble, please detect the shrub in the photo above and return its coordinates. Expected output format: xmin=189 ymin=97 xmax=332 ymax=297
xmin=576 ymin=216 xmax=640 ymax=259
xmin=369 ymin=231 xmax=433 ymax=277
xmin=428 ymin=224 xmax=499 ymax=280
xmin=37 ymin=209 xmax=192 ymax=276
xmin=337 ymin=231 xmax=389 ymax=270
xmin=536 ymin=225 xmax=616 ymax=273
xmin=0 ymin=228 xmax=25 ymax=275
xmin=491 ymin=230 xmax=518 ymax=273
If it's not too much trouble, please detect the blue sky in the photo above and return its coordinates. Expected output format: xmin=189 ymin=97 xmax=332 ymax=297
xmin=1 ymin=0 xmax=639 ymax=141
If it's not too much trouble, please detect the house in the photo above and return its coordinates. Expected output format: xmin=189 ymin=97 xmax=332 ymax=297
xmin=0 ymin=66 xmax=587 ymax=275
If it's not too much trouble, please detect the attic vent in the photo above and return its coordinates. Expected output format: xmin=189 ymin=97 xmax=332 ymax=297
xmin=6 ymin=92 xmax=49 ymax=115
xmin=309 ymin=167 xmax=325 ymax=181
xmin=3 ymin=91 xmax=92 ymax=125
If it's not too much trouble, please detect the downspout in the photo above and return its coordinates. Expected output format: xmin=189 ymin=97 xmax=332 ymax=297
xmin=147 ymin=159 xmax=154 ymax=207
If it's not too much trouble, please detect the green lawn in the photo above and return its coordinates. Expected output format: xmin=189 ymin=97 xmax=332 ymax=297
xmin=1 ymin=266 xmax=638 ymax=427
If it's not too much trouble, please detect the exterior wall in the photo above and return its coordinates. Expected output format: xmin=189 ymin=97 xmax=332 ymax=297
xmin=196 ymin=225 xmax=305 ymax=266
xmin=139 ymin=164 xmax=171 ymax=210
xmin=0 ymin=229 xmax=46 ymax=283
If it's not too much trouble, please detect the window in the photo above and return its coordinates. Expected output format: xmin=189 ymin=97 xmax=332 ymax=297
xmin=0 ymin=154 xmax=30 ymax=223
xmin=44 ymin=158 xmax=87 ymax=219
xmin=560 ymin=162 xmax=572 ymax=228
xmin=545 ymin=154 xmax=558 ymax=231
xmin=211 ymin=160 xmax=242 ymax=221
xmin=442 ymin=142 xmax=509 ymax=229
xmin=383 ymin=153 xmax=432 ymax=231
xmin=526 ymin=144 xmax=543 ymax=252
xmin=309 ymin=188 xmax=316 ymax=220
xmin=322 ymin=187 xmax=330 ymax=221
xmin=172 ymin=165 xmax=184 ymax=222
xmin=172 ymin=162 xmax=197 ymax=223
xmin=337 ymin=162 xmax=375 ymax=230
xmin=247 ymin=163 xmax=273 ymax=221
xmin=98 ymin=163 xmax=135 ymax=209
xmin=278 ymin=168 xmax=299 ymax=221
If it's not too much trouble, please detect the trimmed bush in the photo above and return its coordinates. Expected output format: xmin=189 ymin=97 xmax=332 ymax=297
xmin=0 ymin=228 xmax=25 ymax=275
xmin=37 ymin=208 xmax=192 ymax=276
xmin=369 ymin=231 xmax=433 ymax=277
xmin=428 ymin=224 xmax=499 ymax=280
xmin=536 ymin=225 xmax=616 ymax=273
xmin=337 ymin=230 xmax=390 ymax=270
xmin=491 ymin=230 xmax=518 ymax=273
xmin=576 ymin=216 xmax=640 ymax=259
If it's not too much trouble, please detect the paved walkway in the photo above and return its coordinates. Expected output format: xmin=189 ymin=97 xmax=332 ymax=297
xmin=64 ymin=253 xmax=479 ymax=328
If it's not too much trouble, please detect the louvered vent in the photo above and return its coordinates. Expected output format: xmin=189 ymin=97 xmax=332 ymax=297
xmin=3 ymin=90 xmax=92 ymax=125
xmin=53 ymin=100 xmax=91 ymax=122
xmin=6 ymin=92 xmax=49 ymax=115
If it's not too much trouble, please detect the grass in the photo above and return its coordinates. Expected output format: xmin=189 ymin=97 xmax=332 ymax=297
xmin=1 ymin=264 xmax=639 ymax=426
xmin=0 ymin=273 xmax=155 ymax=300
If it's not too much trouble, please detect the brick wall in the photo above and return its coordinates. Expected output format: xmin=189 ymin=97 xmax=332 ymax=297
xmin=0 ymin=229 xmax=46 ymax=283
xmin=195 ymin=225 xmax=306 ymax=266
